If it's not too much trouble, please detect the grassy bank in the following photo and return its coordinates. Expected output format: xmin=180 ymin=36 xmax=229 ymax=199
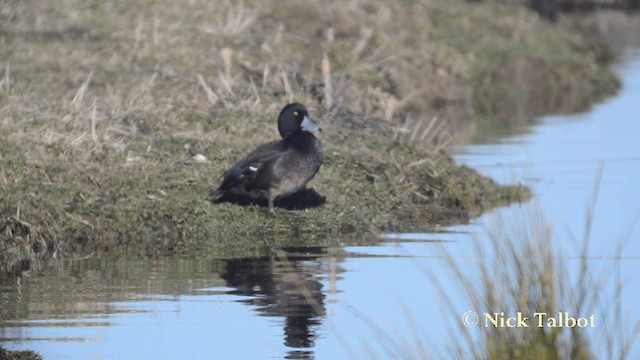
xmin=0 ymin=0 xmax=618 ymax=276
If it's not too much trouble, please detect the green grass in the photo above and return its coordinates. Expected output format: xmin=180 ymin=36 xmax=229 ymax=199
xmin=0 ymin=129 xmax=529 ymax=275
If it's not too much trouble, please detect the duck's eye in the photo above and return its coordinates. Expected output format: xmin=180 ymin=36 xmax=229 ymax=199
xmin=293 ymin=111 xmax=299 ymax=116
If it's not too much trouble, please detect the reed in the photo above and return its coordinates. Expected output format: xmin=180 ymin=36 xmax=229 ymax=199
xmin=429 ymin=203 xmax=639 ymax=359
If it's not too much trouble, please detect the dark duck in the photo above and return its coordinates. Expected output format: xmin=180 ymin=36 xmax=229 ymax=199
xmin=213 ymin=103 xmax=323 ymax=212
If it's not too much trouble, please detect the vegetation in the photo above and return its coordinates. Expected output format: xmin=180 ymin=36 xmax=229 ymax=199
xmin=430 ymin=203 xmax=639 ymax=359
xmin=0 ymin=0 xmax=619 ymax=276
xmin=0 ymin=345 xmax=42 ymax=360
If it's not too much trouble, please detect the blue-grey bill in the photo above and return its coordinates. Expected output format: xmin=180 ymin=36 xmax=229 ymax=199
xmin=301 ymin=116 xmax=321 ymax=133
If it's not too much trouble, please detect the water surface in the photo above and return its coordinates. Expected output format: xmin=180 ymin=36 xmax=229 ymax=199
xmin=2 ymin=50 xmax=640 ymax=359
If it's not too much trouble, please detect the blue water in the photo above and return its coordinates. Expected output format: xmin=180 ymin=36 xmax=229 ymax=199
xmin=2 ymin=50 xmax=639 ymax=359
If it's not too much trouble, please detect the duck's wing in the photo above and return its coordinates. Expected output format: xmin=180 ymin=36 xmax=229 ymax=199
xmin=214 ymin=140 xmax=286 ymax=196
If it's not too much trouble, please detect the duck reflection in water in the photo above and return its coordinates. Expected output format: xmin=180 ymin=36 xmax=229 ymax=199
xmin=221 ymin=247 xmax=328 ymax=357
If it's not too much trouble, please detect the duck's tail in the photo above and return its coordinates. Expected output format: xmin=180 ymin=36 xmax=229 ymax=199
xmin=210 ymin=188 xmax=226 ymax=203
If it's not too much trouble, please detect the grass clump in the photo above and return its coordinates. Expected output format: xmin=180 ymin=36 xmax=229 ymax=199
xmin=429 ymin=207 xmax=639 ymax=360
xmin=0 ymin=345 xmax=42 ymax=360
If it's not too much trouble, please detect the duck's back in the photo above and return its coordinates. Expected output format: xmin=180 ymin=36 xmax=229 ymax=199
xmin=215 ymin=140 xmax=285 ymax=196
xmin=214 ymin=133 xmax=322 ymax=201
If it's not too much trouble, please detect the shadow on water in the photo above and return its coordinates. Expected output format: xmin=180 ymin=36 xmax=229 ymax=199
xmin=221 ymin=247 xmax=329 ymax=359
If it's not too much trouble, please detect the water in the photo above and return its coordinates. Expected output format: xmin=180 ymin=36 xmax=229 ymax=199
xmin=2 ymin=51 xmax=640 ymax=359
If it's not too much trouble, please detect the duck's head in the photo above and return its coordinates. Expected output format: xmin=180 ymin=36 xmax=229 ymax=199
xmin=278 ymin=103 xmax=321 ymax=138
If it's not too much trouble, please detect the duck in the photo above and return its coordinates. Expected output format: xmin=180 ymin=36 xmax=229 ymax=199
xmin=212 ymin=103 xmax=323 ymax=212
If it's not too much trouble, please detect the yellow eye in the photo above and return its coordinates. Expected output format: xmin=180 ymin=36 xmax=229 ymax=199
xmin=293 ymin=111 xmax=299 ymax=116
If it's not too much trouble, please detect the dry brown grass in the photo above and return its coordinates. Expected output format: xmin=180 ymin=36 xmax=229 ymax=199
xmin=0 ymin=0 xmax=618 ymax=158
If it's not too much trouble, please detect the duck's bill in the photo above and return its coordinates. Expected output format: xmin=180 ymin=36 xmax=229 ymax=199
xmin=301 ymin=116 xmax=321 ymax=133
